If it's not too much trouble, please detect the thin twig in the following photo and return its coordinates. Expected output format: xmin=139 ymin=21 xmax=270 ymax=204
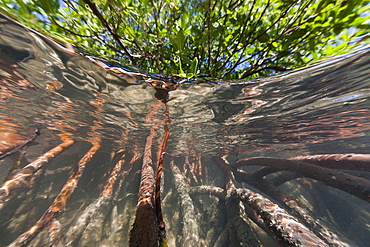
xmin=0 ymin=129 xmax=40 ymax=160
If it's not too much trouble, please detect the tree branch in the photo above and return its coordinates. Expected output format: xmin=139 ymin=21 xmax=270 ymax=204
xmin=232 ymin=157 xmax=370 ymax=203
xmin=82 ymin=0 xmax=137 ymax=65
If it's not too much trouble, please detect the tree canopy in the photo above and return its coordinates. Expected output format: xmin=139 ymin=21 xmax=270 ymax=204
xmin=1 ymin=0 xmax=369 ymax=80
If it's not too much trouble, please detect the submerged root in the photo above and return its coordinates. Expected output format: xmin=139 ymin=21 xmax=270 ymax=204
xmin=290 ymin=154 xmax=370 ymax=172
xmin=77 ymin=197 xmax=112 ymax=247
xmin=130 ymin=98 xmax=171 ymax=247
xmin=0 ymin=98 xmax=367 ymax=247
xmin=65 ymin=196 xmax=106 ymax=245
xmin=236 ymin=187 xmax=329 ymax=246
xmin=213 ymin=228 xmax=228 ymax=247
xmin=0 ymin=139 xmax=75 ymax=206
xmin=213 ymin=156 xmax=262 ymax=246
xmin=65 ymin=151 xmax=131 ymax=246
xmin=213 ymin=156 xmax=330 ymax=247
xmin=170 ymin=161 xmax=202 ymax=247
xmin=232 ymin=157 xmax=370 ymax=203
xmin=188 ymin=185 xmax=225 ymax=199
xmin=233 ymin=162 xmax=353 ymax=246
xmin=78 ymin=154 xmax=126 ymax=246
xmin=7 ymin=142 xmax=100 ymax=247
xmin=155 ymin=124 xmax=170 ymax=241
xmin=129 ymin=126 xmax=157 ymax=247
xmin=47 ymin=219 xmax=64 ymax=247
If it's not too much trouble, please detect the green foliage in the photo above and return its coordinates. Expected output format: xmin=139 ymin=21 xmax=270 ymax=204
xmin=1 ymin=0 xmax=369 ymax=80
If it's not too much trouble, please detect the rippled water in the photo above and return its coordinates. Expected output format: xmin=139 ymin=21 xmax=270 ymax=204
xmin=0 ymin=13 xmax=370 ymax=247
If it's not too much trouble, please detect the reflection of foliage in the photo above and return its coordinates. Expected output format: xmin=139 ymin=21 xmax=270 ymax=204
xmin=0 ymin=0 xmax=369 ymax=79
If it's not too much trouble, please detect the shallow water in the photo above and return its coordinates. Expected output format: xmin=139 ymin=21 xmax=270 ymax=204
xmin=0 ymin=13 xmax=370 ymax=247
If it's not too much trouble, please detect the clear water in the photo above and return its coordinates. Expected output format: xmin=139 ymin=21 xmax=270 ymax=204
xmin=0 ymin=13 xmax=370 ymax=247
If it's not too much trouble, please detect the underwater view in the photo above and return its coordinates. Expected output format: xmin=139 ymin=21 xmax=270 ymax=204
xmin=0 ymin=12 xmax=370 ymax=246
